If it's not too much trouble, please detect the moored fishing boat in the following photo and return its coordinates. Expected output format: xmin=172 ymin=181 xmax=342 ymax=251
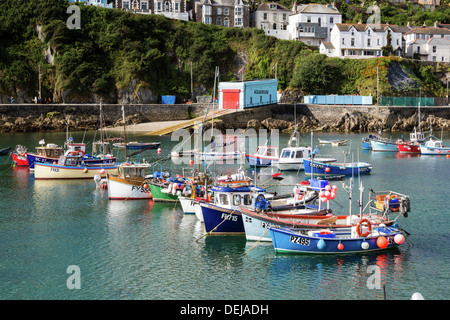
xmin=0 ymin=146 xmax=11 ymax=155
xmin=318 ymin=138 xmax=347 ymax=146
xmin=419 ymin=136 xmax=450 ymax=155
xmin=25 ymin=141 xmax=64 ymax=169
xmin=269 ymin=224 xmax=406 ymax=254
xmin=113 ymin=141 xmax=161 ymax=150
xmin=145 ymin=167 xmax=187 ymax=202
xmin=370 ymin=139 xmax=399 ymax=152
xmin=34 ymin=154 xmax=118 ymax=180
xmin=11 ymin=145 xmax=29 ymax=166
xmin=103 ymin=162 xmax=152 ymax=200
xmin=303 ymin=158 xmax=372 ymax=176
xmin=268 ymin=186 xmax=411 ymax=254
xmin=246 ymin=143 xmax=279 ymax=167
xmin=274 ymin=129 xmax=336 ymax=171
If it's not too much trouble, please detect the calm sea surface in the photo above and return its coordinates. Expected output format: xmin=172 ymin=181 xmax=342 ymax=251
xmin=0 ymin=130 xmax=449 ymax=300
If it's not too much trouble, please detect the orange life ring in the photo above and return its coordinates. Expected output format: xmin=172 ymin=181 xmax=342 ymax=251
xmin=77 ymin=150 xmax=85 ymax=157
xmin=356 ymin=218 xmax=372 ymax=238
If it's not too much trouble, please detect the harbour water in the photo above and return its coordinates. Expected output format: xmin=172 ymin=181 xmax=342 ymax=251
xmin=0 ymin=130 xmax=449 ymax=300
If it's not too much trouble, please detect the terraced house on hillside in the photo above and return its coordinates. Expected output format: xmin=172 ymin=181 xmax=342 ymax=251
xmin=114 ymin=0 xmax=190 ymax=20
xmin=251 ymin=2 xmax=291 ymax=40
xmin=320 ymin=23 xmax=409 ymax=58
xmin=193 ymin=0 xmax=250 ymax=28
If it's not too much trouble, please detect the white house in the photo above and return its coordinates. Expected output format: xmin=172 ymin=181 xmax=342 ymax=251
xmin=320 ymin=23 xmax=404 ymax=58
xmin=287 ymin=3 xmax=342 ymax=46
xmin=250 ymin=2 xmax=291 ymax=40
xmin=406 ymin=38 xmax=450 ymax=62
xmin=404 ymin=26 xmax=450 ymax=45
xmin=114 ymin=0 xmax=189 ymax=20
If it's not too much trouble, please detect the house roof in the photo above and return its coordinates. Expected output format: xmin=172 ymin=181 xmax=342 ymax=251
xmin=201 ymin=0 xmax=249 ymax=6
xmin=426 ymin=37 xmax=450 ymax=45
xmin=335 ymin=23 xmax=405 ymax=33
xmin=404 ymin=27 xmax=450 ymax=35
xmin=256 ymin=2 xmax=290 ymax=12
xmin=321 ymin=42 xmax=335 ymax=49
xmin=296 ymin=3 xmax=341 ymax=15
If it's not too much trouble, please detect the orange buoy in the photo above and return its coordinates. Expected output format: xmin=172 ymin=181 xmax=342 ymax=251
xmin=377 ymin=236 xmax=388 ymax=249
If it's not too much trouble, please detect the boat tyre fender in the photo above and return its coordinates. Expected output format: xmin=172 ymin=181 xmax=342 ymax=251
xmin=356 ymin=218 xmax=372 ymax=238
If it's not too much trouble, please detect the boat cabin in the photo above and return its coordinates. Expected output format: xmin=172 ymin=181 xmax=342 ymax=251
xmin=410 ymin=128 xmax=424 ymax=142
xmin=35 ymin=144 xmax=64 ymax=158
xmin=57 ymin=155 xmax=82 ymax=166
xmin=212 ymin=186 xmax=265 ymax=210
xmin=118 ymin=163 xmax=150 ymax=179
xmin=65 ymin=143 xmax=87 ymax=156
xmin=279 ymin=147 xmax=312 ymax=161
xmin=425 ymin=138 xmax=443 ymax=148
xmin=255 ymin=145 xmax=279 ymax=158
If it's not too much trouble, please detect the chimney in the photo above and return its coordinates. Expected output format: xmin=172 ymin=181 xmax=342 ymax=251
xmin=293 ymin=1 xmax=297 ymax=14
xmin=434 ymin=21 xmax=439 ymax=27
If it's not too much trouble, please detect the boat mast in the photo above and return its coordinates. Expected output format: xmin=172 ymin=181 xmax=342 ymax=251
xmin=100 ymin=99 xmax=104 ymax=155
xmin=121 ymin=105 xmax=128 ymax=161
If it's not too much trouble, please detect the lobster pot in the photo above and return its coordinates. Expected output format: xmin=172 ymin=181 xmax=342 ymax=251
xmin=93 ymin=141 xmax=112 ymax=156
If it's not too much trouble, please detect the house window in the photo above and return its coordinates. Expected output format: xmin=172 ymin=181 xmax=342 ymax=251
xmin=342 ymin=38 xmax=345 ymax=44
xmin=174 ymin=2 xmax=179 ymax=12
xmin=204 ymin=5 xmax=211 ymax=15
xmin=235 ymin=7 xmax=242 ymax=16
xmin=273 ymin=23 xmax=276 ymax=30
xmin=432 ymin=46 xmax=436 ymax=53
xmin=123 ymin=0 xmax=130 ymax=9
xmin=368 ymin=29 xmax=371 ymax=36
xmin=224 ymin=17 xmax=229 ymax=27
xmin=204 ymin=17 xmax=211 ymax=24
xmin=351 ymin=38 xmax=355 ymax=46
xmin=318 ymin=17 xmax=321 ymax=27
xmin=141 ymin=1 xmax=148 ymax=10
xmin=235 ymin=17 xmax=243 ymax=27
xmin=263 ymin=13 xmax=267 ymax=20
xmin=217 ymin=8 xmax=222 ymax=15
xmin=217 ymin=17 xmax=222 ymax=25
xmin=273 ymin=13 xmax=277 ymax=20
xmin=224 ymin=8 xmax=229 ymax=15
xmin=156 ymin=1 xmax=161 ymax=11
xmin=307 ymin=16 xmax=311 ymax=23
xmin=269 ymin=4 xmax=277 ymax=9
xmin=283 ymin=14 xmax=287 ymax=21
xmin=330 ymin=17 xmax=334 ymax=24
xmin=351 ymin=30 xmax=355 ymax=36
xmin=433 ymin=56 xmax=436 ymax=61
xmin=417 ymin=46 xmax=420 ymax=54
xmin=367 ymin=39 xmax=371 ymax=46
xmin=377 ymin=39 xmax=380 ymax=45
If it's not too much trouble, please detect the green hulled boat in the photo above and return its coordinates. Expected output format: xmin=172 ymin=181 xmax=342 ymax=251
xmin=147 ymin=182 xmax=180 ymax=202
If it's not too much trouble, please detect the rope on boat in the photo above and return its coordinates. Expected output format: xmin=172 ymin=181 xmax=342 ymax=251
xmin=241 ymin=227 xmax=269 ymax=256
xmin=194 ymin=208 xmax=238 ymax=242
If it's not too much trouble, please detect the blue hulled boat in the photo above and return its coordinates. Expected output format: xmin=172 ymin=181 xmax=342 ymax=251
xmin=370 ymin=139 xmax=399 ymax=152
xmin=269 ymin=224 xmax=405 ymax=254
xmin=199 ymin=185 xmax=266 ymax=235
xmin=246 ymin=144 xmax=279 ymax=167
xmin=303 ymin=158 xmax=372 ymax=176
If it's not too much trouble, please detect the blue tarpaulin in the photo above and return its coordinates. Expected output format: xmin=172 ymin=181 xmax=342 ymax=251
xmin=161 ymin=96 xmax=176 ymax=104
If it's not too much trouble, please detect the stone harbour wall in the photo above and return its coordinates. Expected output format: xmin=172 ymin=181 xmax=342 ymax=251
xmin=0 ymin=103 xmax=449 ymax=134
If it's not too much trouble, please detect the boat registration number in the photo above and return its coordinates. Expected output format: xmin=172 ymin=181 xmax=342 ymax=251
xmin=311 ymin=163 xmax=324 ymax=169
xmin=289 ymin=235 xmax=310 ymax=246
xmin=221 ymin=213 xmax=238 ymax=222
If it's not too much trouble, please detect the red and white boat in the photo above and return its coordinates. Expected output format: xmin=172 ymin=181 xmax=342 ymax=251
xmin=397 ymin=127 xmax=426 ymax=154
xmin=11 ymin=145 xmax=29 ymax=166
